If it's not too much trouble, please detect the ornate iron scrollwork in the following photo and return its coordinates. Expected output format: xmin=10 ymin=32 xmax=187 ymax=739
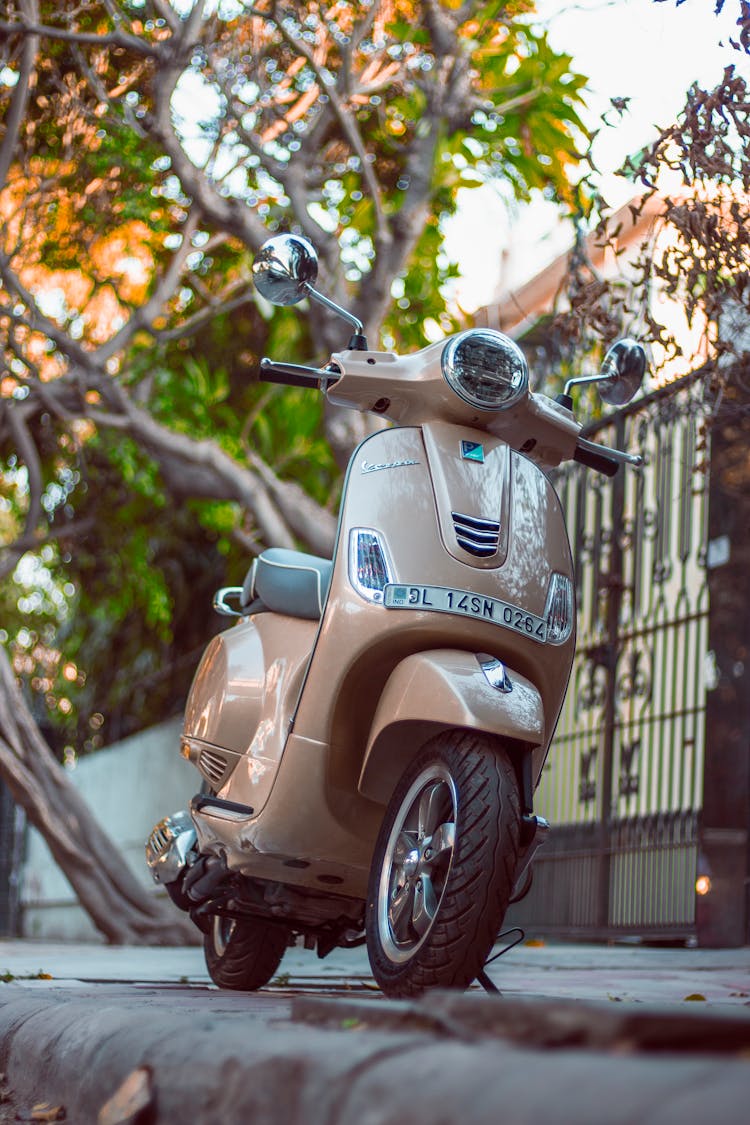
xmin=618 ymin=740 xmax=640 ymax=798
xmin=579 ymin=748 xmax=597 ymax=804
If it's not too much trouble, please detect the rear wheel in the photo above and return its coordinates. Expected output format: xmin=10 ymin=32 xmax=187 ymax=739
xmin=365 ymin=731 xmax=520 ymax=998
xmin=204 ymin=915 xmax=289 ymax=991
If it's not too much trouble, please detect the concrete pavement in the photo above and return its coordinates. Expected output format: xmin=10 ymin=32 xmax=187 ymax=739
xmin=0 ymin=938 xmax=748 ymax=1123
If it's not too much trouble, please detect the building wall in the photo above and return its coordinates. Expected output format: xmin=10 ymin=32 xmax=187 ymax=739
xmin=20 ymin=717 xmax=197 ymax=941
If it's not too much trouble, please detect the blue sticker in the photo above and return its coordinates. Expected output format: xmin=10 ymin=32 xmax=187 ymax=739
xmin=461 ymin=440 xmax=485 ymax=463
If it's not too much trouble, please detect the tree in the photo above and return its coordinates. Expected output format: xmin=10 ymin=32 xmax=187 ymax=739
xmin=550 ymin=65 xmax=750 ymax=392
xmin=0 ymin=1 xmax=587 ymax=941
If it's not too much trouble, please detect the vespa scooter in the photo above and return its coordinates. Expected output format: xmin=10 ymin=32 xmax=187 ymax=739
xmin=146 ymin=234 xmax=644 ymax=998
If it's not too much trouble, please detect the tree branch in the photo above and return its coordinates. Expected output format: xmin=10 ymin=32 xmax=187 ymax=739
xmin=270 ymin=2 xmax=391 ymax=248
xmin=0 ymin=18 xmax=162 ymax=58
xmin=146 ymin=49 xmax=270 ymax=252
xmin=0 ymin=404 xmax=43 ymax=580
xmin=0 ymin=0 xmax=38 ymax=192
xmin=95 ymin=208 xmax=201 ymax=363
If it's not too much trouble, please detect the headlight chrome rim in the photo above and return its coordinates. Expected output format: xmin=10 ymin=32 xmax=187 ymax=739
xmin=442 ymin=328 xmax=529 ymax=412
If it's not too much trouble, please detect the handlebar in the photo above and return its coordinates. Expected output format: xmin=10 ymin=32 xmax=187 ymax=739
xmin=573 ymin=442 xmax=620 ymax=478
xmin=259 ymin=358 xmax=340 ymax=389
xmin=574 ymin=436 xmax=643 ymax=477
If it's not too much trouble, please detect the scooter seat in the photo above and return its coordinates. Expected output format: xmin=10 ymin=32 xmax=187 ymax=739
xmin=241 ymin=548 xmax=333 ymax=620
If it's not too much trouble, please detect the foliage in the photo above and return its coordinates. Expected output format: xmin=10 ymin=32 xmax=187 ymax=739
xmin=0 ymin=0 xmax=589 ymax=752
xmin=548 ymin=58 xmax=750 ymax=393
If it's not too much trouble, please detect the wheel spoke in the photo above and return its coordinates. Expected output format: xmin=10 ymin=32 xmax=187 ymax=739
xmin=418 ymin=782 xmax=447 ymax=838
xmin=412 ymin=874 xmax=438 ymax=937
xmin=427 ymin=820 xmax=455 ymax=863
xmin=389 ymin=882 xmax=415 ymax=940
xmin=393 ymin=830 xmax=416 ymax=867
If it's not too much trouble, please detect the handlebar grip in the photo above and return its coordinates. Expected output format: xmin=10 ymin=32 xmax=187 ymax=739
xmin=259 ymin=358 xmax=324 ymax=388
xmin=573 ymin=442 xmax=620 ymax=477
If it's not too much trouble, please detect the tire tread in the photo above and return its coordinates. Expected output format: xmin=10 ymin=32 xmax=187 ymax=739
xmin=204 ymin=918 xmax=288 ymax=991
xmin=366 ymin=730 xmax=521 ymax=997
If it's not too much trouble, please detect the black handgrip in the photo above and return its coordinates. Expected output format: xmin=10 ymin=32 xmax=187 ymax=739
xmin=259 ymin=357 xmax=324 ymax=388
xmin=573 ymin=442 xmax=620 ymax=477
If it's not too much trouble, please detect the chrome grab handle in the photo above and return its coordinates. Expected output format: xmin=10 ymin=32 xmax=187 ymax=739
xmin=213 ymin=586 xmax=244 ymax=617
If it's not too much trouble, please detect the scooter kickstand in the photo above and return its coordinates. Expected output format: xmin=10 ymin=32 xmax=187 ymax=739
xmin=476 ymin=927 xmax=525 ymax=995
xmin=477 ymin=969 xmax=499 ymax=994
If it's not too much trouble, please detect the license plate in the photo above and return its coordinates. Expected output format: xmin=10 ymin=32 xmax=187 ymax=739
xmin=383 ymin=584 xmax=547 ymax=643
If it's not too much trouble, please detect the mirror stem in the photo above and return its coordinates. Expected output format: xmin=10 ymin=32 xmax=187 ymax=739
xmin=562 ymin=372 xmax=606 ymax=397
xmin=304 ymin=285 xmax=368 ymax=350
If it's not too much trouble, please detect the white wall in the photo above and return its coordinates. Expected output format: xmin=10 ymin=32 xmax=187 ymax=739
xmin=20 ymin=717 xmax=198 ymax=941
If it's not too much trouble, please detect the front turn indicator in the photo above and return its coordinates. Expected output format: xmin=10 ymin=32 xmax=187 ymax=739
xmin=349 ymin=528 xmax=393 ymax=603
xmin=544 ymin=573 xmax=575 ymax=645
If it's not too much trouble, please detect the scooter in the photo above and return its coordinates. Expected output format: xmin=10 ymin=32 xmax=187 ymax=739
xmin=146 ymin=234 xmax=645 ymax=997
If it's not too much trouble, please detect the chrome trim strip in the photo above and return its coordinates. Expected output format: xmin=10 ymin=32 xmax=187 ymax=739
xmin=454 ymin=526 xmax=499 ymax=543
xmin=451 ymin=511 xmax=501 ymax=532
xmin=456 ymin=537 xmax=497 ymax=556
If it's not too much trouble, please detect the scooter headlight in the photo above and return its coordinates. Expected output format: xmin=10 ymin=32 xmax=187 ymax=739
xmin=442 ymin=329 xmax=528 ymax=411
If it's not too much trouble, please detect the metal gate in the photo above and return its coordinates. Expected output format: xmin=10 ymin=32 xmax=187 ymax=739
xmin=508 ymin=372 xmax=711 ymax=939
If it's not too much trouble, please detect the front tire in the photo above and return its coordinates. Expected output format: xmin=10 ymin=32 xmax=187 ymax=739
xmin=204 ymin=915 xmax=289 ymax=991
xmin=365 ymin=731 xmax=521 ymax=998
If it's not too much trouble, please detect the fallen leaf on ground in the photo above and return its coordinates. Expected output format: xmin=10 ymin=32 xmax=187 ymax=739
xmin=29 ymin=1104 xmax=65 ymax=1121
xmin=97 ymin=1067 xmax=152 ymax=1125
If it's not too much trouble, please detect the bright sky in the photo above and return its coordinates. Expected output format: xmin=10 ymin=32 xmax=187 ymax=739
xmin=446 ymin=0 xmax=749 ymax=310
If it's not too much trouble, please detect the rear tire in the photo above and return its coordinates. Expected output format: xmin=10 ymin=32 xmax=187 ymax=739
xmin=204 ymin=915 xmax=289 ymax=991
xmin=365 ymin=730 xmax=521 ymax=998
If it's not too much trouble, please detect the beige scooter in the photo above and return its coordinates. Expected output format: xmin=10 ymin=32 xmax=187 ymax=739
xmin=146 ymin=234 xmax=645 ymax=997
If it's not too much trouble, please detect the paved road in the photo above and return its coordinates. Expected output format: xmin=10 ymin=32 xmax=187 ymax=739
xmin=2 ymin=936 xmax=750 ymax=1004
xmin=0 ymin=939 xmax=748 ymax=1123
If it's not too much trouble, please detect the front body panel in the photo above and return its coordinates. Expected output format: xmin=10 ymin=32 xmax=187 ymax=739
xmin=294 ymin=422 xmax=574 ymax=761
xmin=189 ymin=421 xmax=575 ymax=897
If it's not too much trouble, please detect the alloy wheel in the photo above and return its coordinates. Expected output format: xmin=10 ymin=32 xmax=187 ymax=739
xmin=376 ymin=763 xmax=457 ymax=963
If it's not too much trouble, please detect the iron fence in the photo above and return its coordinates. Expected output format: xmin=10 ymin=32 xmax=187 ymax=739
xmin=508 ymin=372 xmax=710 ymax=939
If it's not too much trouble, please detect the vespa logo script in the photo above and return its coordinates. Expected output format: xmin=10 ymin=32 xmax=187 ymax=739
xmin=361 ymin=458 xmax=420 ymax=474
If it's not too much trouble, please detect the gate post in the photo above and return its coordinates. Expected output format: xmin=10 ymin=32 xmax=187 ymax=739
xmin=699 ymin=382 xmax=750 ymax=946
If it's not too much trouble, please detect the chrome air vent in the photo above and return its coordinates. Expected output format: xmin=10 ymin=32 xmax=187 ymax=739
xmin=199 ymin=747 xmax=230 ymax=787
xmin=147 ymin=821 xmax=171 ymax=860
xmin=451 ymin=512 xmax=501 ymax=558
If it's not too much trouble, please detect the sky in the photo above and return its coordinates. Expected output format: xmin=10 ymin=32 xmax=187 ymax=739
xmin=445 ymin=0 xmax=749 ymax=310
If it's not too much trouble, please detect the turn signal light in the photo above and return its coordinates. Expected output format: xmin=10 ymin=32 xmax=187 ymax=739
xmin=349 ymin=528 xmax=393 ymax=603
xmin=544 ymin=573 xmax=574 ymax=645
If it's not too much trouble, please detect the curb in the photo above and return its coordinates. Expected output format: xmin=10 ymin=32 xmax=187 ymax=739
xmin=292 ymin=990 xmax=750 ymax=1052
xmin=1 ymin=989 xmax=750 ymax=1123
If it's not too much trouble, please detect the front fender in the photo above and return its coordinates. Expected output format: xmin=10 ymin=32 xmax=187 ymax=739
xmin=358 ymin=648 xmax=545 ymax=804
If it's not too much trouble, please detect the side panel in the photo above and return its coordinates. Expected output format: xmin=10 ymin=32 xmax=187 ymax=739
xmin=293 ymin=425 xmax=574 ymax=803
xmin=192 ymin=733 xmax=379 ymax=898
xmin=358 ymin=649 xmax=545 ymax=804
xmin=183 ymin=613 xmax=317 ymax=814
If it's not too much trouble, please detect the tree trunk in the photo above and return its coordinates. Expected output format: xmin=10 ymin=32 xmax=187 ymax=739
xmin=0 ymin=645 xmax=195 ymax=945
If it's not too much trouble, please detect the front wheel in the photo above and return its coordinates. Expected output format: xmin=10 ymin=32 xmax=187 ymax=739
xmin=365 ymin=731 xmax=521 ymax=998
xmin=204 ymin=915 xmax=289 ymax=991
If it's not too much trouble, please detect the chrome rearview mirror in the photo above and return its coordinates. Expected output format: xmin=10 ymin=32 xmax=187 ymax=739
xmin=597 ymin=338 xmax=647 ymax=406
xmin=561 ymin=337 xmax=647 ymax=408
xmin=252 ymin=234 xmax=319 ymax=307
xmin=252 ymin=233 xmax=368 ymax=349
